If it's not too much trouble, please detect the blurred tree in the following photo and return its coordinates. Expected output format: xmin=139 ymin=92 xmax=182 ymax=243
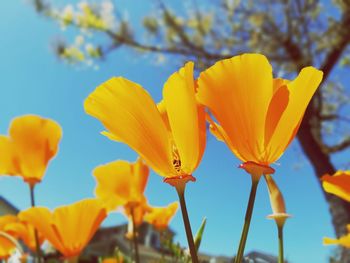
xmin=30 ymin=0 xmax=350 ymax=260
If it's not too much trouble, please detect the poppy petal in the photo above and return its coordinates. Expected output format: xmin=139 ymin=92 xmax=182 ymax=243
xmin=8 ymin=115 xmax=62 ymax=184
xmin=163 ymin=62 xmax=206 ymax=174
xmin=197 ymin=53 xmax=273 ymax=163
xmin=266 ymin=67 xmax=323 ymax=162
xmin=19 ymin=207 xmax=65 ymax=255
xmin=84 ymin=77 xmax=174 ymax=177
xmin=322 ymin=171 xmax=350 ymax=202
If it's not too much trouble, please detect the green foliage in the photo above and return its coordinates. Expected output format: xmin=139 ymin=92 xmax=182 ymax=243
xmin=194 ymin=217 xmax=207 ymax=252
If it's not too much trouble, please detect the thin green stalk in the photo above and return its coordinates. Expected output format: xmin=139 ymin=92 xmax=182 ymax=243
xmin=131 ymin=208 xmax=140 ymax=263
xmin=176 ymin=186 xmax=199 ymax=263
xmin=234 ymin=177 xmax=260 ymax=263
xmin=29 ymin=185 xmax=43 ymax=263
xmin=278 ymin=225 xmax=284 ymax=263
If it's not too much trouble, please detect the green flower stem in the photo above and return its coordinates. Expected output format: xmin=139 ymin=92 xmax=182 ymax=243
xmin=176 ymin=185 xmax=199 ymax=263
xmin=131 ymin=207 xmax=140 ymax=263
xmin=29 ymin=185 xmax=43 ymax=263
xmin=234 ymin=176 xmax=260 ymax=263
xmin=278 ymin=225 xmax=284 ymax=263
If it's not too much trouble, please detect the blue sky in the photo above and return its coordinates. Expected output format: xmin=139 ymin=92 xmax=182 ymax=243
xmin=0 ymin=1 xmax=347 ymax=262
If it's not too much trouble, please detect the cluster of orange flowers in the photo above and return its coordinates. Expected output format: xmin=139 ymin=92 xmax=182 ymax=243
xmin=0 ymin=116 xmax=178 ymax=261
xmin=5 ymin=52 xmax=349 ymax=262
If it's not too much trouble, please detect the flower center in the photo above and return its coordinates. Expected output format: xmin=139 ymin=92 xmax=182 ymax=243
xmin=172 ymin=145 xmax=182 ymax=173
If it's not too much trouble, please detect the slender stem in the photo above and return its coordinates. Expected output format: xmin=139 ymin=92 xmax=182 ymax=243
xmin=131 ymin=208 xmax=140 ymax=263
xmin=176 ymin=186 xmax=199 ymax=263
xmin=278 ymin=225 xmax=284 ymax=263
xmin=234 ymin=177 xmax=260 ymax=263
xmin=29 ymin=185 xmax=43 ymax=263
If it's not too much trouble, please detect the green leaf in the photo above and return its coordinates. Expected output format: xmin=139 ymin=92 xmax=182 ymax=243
xmin=194 ymin=217 xmax=207 ymax=252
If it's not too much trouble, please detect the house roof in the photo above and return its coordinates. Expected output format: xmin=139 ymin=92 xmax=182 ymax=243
xmin=0 ymin=196 xmax=19 ymax=215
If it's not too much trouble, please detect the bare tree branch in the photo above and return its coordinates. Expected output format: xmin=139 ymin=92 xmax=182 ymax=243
xmin=324 ymin=137 xmax=350 ymax=153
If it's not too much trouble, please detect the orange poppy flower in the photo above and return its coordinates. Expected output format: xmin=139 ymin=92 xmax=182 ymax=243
xmin=324 ymin=225 xmax=350 ymax=248
xmin=264 ymin=175 xmax=290 ymax=227
xmin=84 ymin=62 xmax=206 ymax=187
xmin=0 ymin=215 xmax=18 ymax=260
xmin=5 ymin=220 xmax=45 ymax=252
xmin=18 ymin=199 xmax=107 ymax=259
xmin=0 ymin=115 xmax=62 ymax=186
xmin=197 ymin=53 xmax=323 ymax=173
xmin=93 ymin=158 xmax=149 ymax=211
xmin=144 ymin=201 xmax=179 ymax=230
xmin=321 ymin=171 xmax=350 ymax=202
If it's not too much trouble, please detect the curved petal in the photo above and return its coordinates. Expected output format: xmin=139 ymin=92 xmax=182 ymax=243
xmin=52 ymin=199 xmax=107 ymax=257
xmin=163 ymin=62 xmax=206 ymax=174
xmin=19 ymin=207 xmax=66 ymax=255
xmin=0 ymin=136 xmax=17 ymax=176
xmin=5 ymin=222 xmax=45 ymax=252
xmin=84 ymin=77 xmax=174 ymax=177
xmin=266 ymin=67 xmax=323 ymax=163
xmin=93 ymin=160 xmax=133 ymax=210
xmin=322 ymin=171 xmax=350 ymax=202
xmin=197 ymin=53 xmax=273 ymax=163
xmin=144 ymin=201 xmax=179 ymax=230
xmin=0 ymin=236 xmax=16 ymax=260
xmin=0 ymin=215 xmax=17 ymax=229
xmin=264 ymin=82 xmax=289 ymax=149
xmin=132 ymin=158 xmax=150 ymax=198
xmin=157 ymin=100 xmax=172 ymax=133
xmin=93 ymin=159 xmax=149 ymax=211
xmin=323 ymin=235 xmax=350 ymax=248
xmin=9 ymin=115 xmax=62 ymax=185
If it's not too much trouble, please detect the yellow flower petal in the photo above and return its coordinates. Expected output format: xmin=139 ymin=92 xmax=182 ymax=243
xmin=84 ymin=77 xmax=174 ymax=177
xmin=321 ymin=171 xmax=350 ymax=202
xmin=163 ymin=62 xmax=206 ymax=174
xmin=157 ymin=100 xmax=172 ymax=134
xmin=5 ymin=221 xmax=44 ymax=252
xmin=0 ymin=115 xmax=62 ymax=185
xmin=197 ymin=53 xmax=273 ymax=163
xmin=0 ymin=136 xmax=17 ymax=175
xmin=0 ymin=215 xmax=17 ymax=228
xmin=19 ymin=207 xmax=65 ymax=254
xmin=144 ymin=201 xmax=179 ymax=230
xmin=0 ymin=236 xmax=16 ymax=260
xmin=93 ymin=158 xmax=149 ymax=211
xmin=323 ymin=235 xmax=350 ymax=248
xmin=19 ymin=199 xmax=107 ymax=258
xmin=266 ymin=67 xmax=323 ymax=162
